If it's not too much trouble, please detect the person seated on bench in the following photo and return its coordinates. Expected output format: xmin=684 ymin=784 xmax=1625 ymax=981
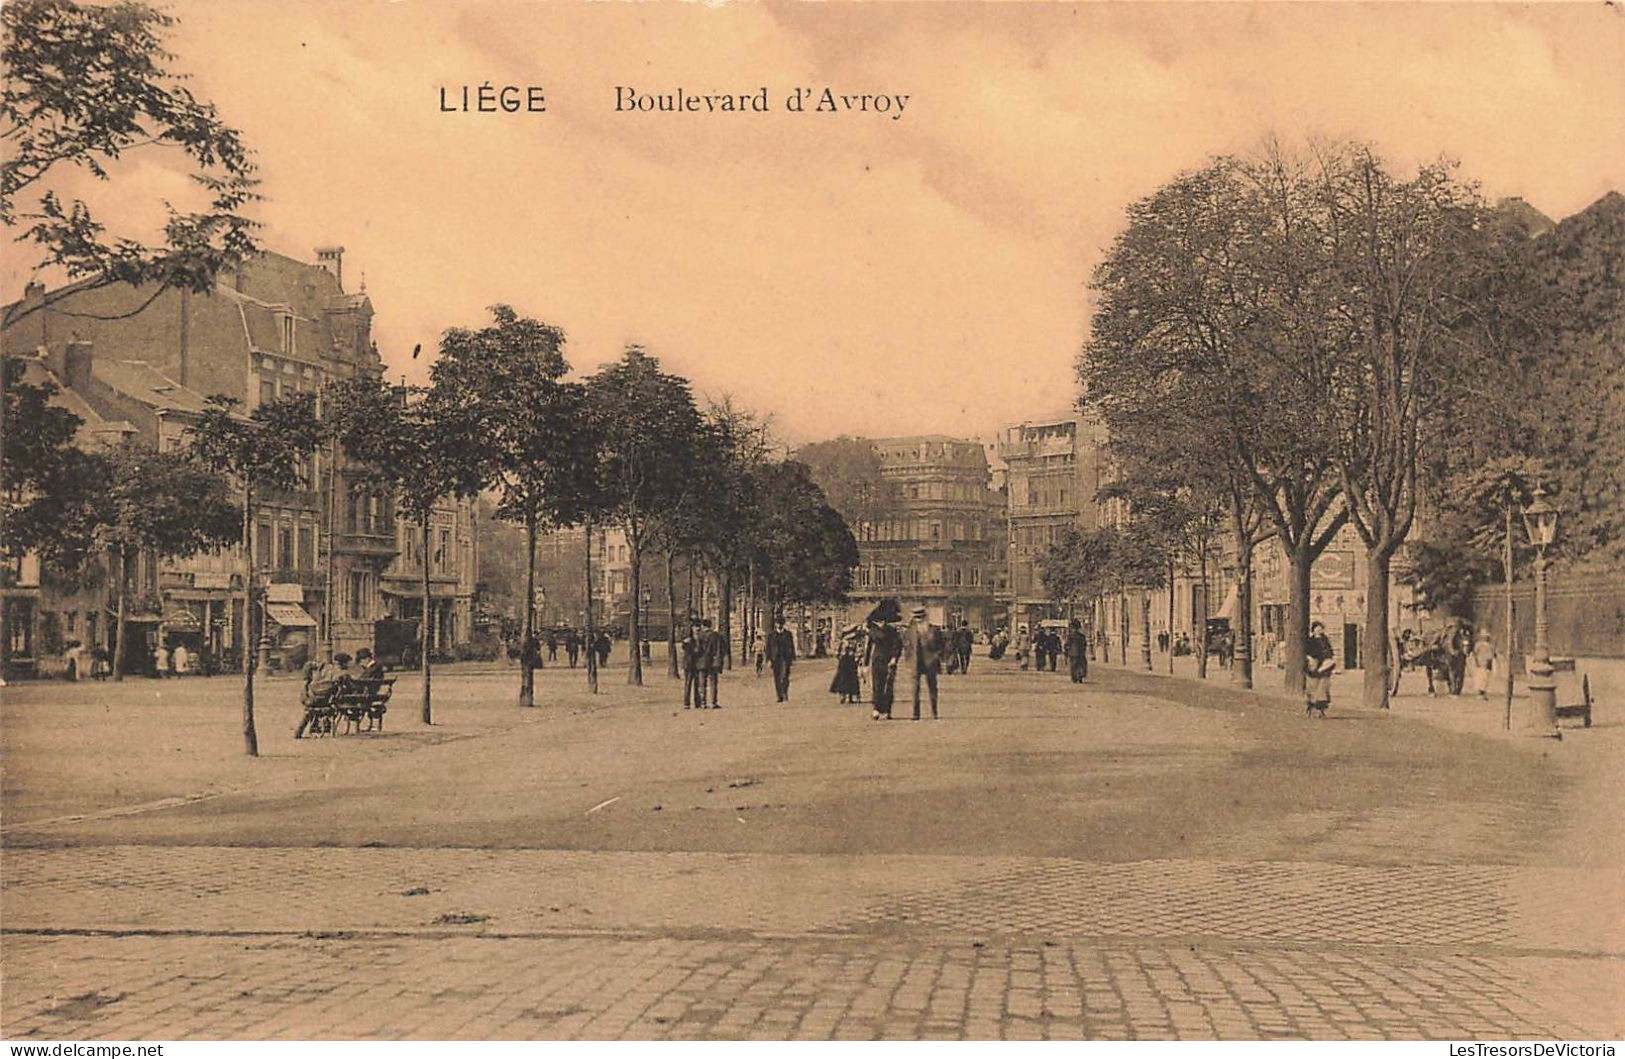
xmin=355 ymin=647 xmax=385 ymax=682
xmin=295 ymin=653 xmax=353 ymax=739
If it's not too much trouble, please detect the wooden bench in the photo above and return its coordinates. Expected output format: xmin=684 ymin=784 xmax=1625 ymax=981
xmin=1549 ymin=658 xmax=1593 ymax=728
xmin=298 ymin=677 xmax=394 ymax=738
xmin=331 ymin=677 xmax=394 ymax=735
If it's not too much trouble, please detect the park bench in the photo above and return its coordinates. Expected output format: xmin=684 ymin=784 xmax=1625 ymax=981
xmin=1549 ymin=658 xmax=1593 ymax=729
xmin=332 ymin=677 xmax=394 ymax=735
xmin=298 ymin=677 xmax=394 ymax=738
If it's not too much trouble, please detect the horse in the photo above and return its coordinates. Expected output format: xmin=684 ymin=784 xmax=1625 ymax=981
xmin=1392 ymin=624 xmax=1470 ymax=697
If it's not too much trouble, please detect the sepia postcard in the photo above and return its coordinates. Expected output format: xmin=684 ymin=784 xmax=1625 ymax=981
xmin=1 ymin=0 xmax=1621 ymax=1047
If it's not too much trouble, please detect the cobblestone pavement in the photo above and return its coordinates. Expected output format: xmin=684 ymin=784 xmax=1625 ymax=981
xmin=4 ymin=846 xmax=1621 ymax=1040
xmin=4 ymin=663 xmax=1621 ymax=1040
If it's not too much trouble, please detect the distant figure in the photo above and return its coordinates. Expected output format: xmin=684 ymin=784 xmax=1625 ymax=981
xmin=545 ymin=629 xmax=558 ymax=662
xmin=595 ymin=631 xmax=612 ymax=669
xmin=863 ymin=599 xmax=903 ymax=721
xmin=1471 ymin=631 xmax=1497 ymax=698
xmin=63 ymin=640 xmax=83 ymax=681
xmin=766 ymin=615 xmax=796 ymax=702
xmin=1446 ymin=622 xmax=1471 ymax=696
xmin=355 ymin=647 xmax=386 ymax=681
xmin=171 ymin=642 xmax=189 ymax=676
xmin=1305 ymin=621 xmax=1336 ymax=717
xmin=1066 ymin=620 xmax=1089 ymax=683
xmin=91 ymin=644 xmax=111 ymax=680
xmin=694 ymin=617 xmax=723 ymax=708
xmin=681 ymin=616 xmax=702 ymax=709
xmin=830 ymin=633 xmax=862 ymax=703
xmin=955 ymin=624 xmax=973 ymax=674
xmin=901 ymin=605 xmax=946 ymax=721
xmin=751 ymin=631 xmax=765 ymax=675
xmin=153 ymin=642 xmax=169 ymax=679
xmin=296 ymin=652 xmax=352 ymax=738
xmin=522 ymin=634 xmax=542 ymax=673
xmin=564 ymin=628 xmax=580 ymax=668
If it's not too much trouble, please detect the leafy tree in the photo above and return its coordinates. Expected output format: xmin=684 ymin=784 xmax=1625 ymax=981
xmin=327 ymin=377 xmax=484 ymax=724
xmin=1081 ymin=149 xmax=1347 ymax=696
xmin=1312 ymin=145 xmax=1544 ymax=709
xmin=796 ymin=436 xmax=901 ymax=529
xmin=425 ymin=305 xmax=587 ymax=708
xmin=1 ymin=355 xmax=97 ymax=566
xmin=187 ymin=393 xmax=320 ymax=756
xmin=584 ymin=345 xmax=704 ymax=687
xmin=89 ymin=443 xmax=238 ymax=681
xmin=1 ymin=0 xmax=258 ymax=327
xmin=747 ymin=460 xmax=858 ymax=613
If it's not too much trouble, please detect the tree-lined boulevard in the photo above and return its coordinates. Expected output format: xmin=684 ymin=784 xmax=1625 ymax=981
xmin=3 ymin=652 xmax=1622 ymax=1040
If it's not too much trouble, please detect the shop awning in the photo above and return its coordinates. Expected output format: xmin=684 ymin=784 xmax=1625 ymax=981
xmin=265 ymin=602 xmax=318 ymax=628
xmin=162 ymin=607 xmax=202 ymax=631
xmin=266 ymin=583 xmax=305 ymax=604
xmin=1215 ymin=585 xmax=1239 ymax=622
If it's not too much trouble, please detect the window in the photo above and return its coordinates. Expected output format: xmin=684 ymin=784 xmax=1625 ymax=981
xmin=277 ymin=528 xmax=293 ymax=569
xmin=280 ymin=314 xmax=296 ymax=354
xmin=930 ymin=521 xmax=942 ymax=541
xmin=260 ymin=379 xmax=277 ymax=404
xmin=257 ymin=522 xmax=272 ymax=567
xmin=348 ymin=572 xmax=367 ymax=620
xmin=438 ymin=529 xmax=451 ymax=572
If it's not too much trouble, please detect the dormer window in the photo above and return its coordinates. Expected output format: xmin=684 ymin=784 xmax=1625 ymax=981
xmin=279 ymin=313 xmax=296 ymax=354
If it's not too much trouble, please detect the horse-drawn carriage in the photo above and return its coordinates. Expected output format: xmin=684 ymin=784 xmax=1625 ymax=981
xmin=1392 ymin=619 xmax=1472 ymax=696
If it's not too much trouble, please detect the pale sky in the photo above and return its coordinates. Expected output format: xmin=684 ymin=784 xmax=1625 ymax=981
xmin=7 ymin=2 xmax=1623 ymax=444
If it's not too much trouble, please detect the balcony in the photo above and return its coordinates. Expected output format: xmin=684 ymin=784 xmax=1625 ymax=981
xmin=336 ymin=530 xmax=398 ymax=558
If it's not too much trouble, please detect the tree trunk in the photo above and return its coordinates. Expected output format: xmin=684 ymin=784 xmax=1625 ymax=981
xmin=1363 ymin=546 xmax=1394 ymax=710
xmin=1233 ymin=542 xmax=1255 ymax=690
xmin=720 ymin=572 xmax=733 ymax=669
xmin=1503 ymin=497 xmax=1514 ymax=730
xmin=627 ymin=537 xmax=643 ymax=686
xmin=666 ymin=549 xmax=679 ymax=678
xmin=1166 ymin=561 xmax=1176 ymax=675
xmin=420 ymin=513 xmax=433 ymax=725
xmin=241 ymin=481 xmax=259 ymax=757
xmin=1283 ymin=539 xmax=1313 ymax=696
xmin=1195 ymin=551 xmax=1209 ymax=680
xmin=519 ymin=510 xmax=537 ymax=707
xmin=584 ymin=519 xmax=597 ymax=694
xmin=1118 ymin=587 xmax=1128 ymax=665
xmin=112 ymin=546 xmax=130 ymax=683
xmin=1140 ymin=590 xmax=1153 ymax=671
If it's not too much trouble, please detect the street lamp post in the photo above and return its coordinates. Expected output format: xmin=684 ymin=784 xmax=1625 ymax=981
xmin=1520 ymin=485 xmax=1560 ymax=738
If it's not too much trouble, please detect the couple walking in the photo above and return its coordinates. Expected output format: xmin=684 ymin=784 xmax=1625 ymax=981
xmin=863 ymin=599 xmax=946 ymax=721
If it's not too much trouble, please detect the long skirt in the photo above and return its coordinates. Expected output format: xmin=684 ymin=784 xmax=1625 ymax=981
xmin=1305 ymin=671 xmax=1332 ymax=706
xmin=830 ymin=657 xmax=861 ymax=698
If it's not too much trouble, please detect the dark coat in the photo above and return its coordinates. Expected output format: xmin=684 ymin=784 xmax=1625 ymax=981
xmin=901 ymin=620 xmax=946 ymax=675
xmin=765 ymin=628 xmax=796 ymax=665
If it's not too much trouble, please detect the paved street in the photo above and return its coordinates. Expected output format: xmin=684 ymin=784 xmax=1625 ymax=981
xmin=3 ymin=655 xmax=1621 ymax=1040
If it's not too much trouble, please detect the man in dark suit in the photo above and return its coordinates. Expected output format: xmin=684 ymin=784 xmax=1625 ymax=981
xmin=765 ymin=615 xmax=796 ymax=702
xmin=901 ymin=606 xmax=946 ymax=720
xmin=680 ymin=614 xmax=702 ymax=708
xmin=955 ymin=623 xmax=974 ymax=674
xmin=695 ymin=617 xmax=723 ymax=708
xmin=1065 ymin=620 xmax=1089 ymax=683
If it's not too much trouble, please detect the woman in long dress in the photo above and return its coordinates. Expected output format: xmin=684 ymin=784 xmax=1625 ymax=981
xmin=829 ymin=632 xmax=863 ymax=703
xmin=1305 ymin=621 xmax=1336 ymax=717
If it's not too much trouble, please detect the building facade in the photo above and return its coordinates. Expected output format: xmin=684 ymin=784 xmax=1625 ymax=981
xmin=1 ymin=249 xmax=476 ymax=676
xmin=844 ymin=436 xmax=1002 ymax=630
xmin=998 ymin=413 xmax=1111 ymax=630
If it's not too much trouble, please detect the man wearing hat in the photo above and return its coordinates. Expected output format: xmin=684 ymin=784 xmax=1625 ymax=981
xmin=765 ymin=613 xmax=797 ymax=703
xmin=695 ymin=616 xmax=724 ymax=708
xmin=900 ymin=605 xmax=946 ymax=720
xmin=680 ymin=613 xmax=702 ymax=708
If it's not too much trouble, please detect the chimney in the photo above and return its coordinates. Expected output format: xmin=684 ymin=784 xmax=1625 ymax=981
xmin=64 ymin=339 xmax=94 ymax=391
xmin=314 ymin=246 xmax=345 ymax=291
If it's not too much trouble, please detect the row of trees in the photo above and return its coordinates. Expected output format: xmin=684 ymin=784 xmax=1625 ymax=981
xmin=4 ymin=308 xmax=859 ymax=756
xmin=1065 ymin=137 xmax=1611 ymax=709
